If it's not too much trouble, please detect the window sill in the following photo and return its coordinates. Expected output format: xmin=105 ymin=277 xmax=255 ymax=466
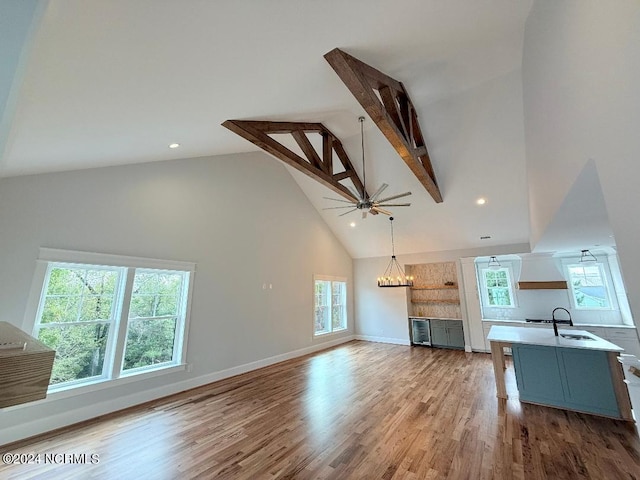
xmin=313 ymin=328 xmax=348 ymax=338
xmin=4 ymin=364 xmax=187 ymax=409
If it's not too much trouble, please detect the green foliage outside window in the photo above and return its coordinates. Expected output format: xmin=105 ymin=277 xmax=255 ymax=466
xmin=314 ymin=279 xmax=346 ymax=335
xmin=37 ymin=267 xmax=118 ymax=384
xmin=35 ymin=265 xmax=188 ymax=387
xmin=123 ymin=271 xmax=183 ymax=370
xmin=483 ymin=269 xmax=513 ymax=307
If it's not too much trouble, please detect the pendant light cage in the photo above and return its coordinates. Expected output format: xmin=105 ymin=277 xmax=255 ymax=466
xmin=580 ymin=249 xmax=598 ymax=263
xmin=377 ymin=217 xmax=414 ymax=288
xmin=488 ymin=256 xmax=502 ymax=269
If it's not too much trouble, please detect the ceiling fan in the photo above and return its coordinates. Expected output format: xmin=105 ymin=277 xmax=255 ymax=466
xmin=323 ymin=117 xmax=412 ymax=219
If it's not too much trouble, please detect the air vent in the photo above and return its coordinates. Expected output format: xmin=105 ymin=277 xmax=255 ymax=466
xmin=480 ymin=235 xmax=491 ymax=240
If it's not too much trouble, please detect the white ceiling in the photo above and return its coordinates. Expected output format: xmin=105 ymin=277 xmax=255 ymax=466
xmin=1 ymin=0 xmax=570 ymax=258
xmin=532 ymin=160 xmax=615 ymax=254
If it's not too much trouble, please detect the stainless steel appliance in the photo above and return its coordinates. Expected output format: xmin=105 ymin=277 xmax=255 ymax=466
xmin=411 ymin=318 xmax=431 ymax=346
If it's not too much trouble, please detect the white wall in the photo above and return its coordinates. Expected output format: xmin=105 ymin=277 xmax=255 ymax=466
xmin=478 ymin=255 xmax=630 ymax=326
xmin=354 ymin=243 xmax=529 ymax=346
xmin=523 ymin=1 xmax=640 ymax=321
xmin=0 ymin=152 xmax=354 ymax=444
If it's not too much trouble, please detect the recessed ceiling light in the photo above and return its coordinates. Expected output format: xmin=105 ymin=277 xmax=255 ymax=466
xmin=476 ymin=198 xmax=486 ymax=205
xmin=168 ymin=143 xmax=180 ymax=149
xmin=350 ymin=222 xmax=356 ymax=228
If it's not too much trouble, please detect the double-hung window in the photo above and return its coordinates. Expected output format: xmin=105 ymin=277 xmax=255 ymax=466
xmin=480 ymin=267 xmax=516 ymax=308
xmin=34 ymin=264 xmax=124 ymax=386
xmin=27 ymin=248 xmax=194 ymax=392
xmin=124 ymin=269 xmax=188 ymax=372
xmin=314 ymin=276 xmax=347 ymax=336
xmin=566 ymin=263 xmax=611 ymax=309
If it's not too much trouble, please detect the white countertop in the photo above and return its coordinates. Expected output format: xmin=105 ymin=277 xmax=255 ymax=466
xmin=487 ymin=325 xmax=623 ymax=352
xmin=409 ymin=316 xmax=462 ymax=321
xmin=482 ymin=319 xmax=637 ymax=329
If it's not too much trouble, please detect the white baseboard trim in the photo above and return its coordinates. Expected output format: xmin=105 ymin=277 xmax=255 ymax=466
xmin=355 ymin=335 xmax=410 ymax=346
xmin=0 ymin=334 xmax=355 ymax=446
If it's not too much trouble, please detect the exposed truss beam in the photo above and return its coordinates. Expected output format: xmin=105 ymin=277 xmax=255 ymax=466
xmin=221 ymin=120 xmax=367 ymax=202
xmin=324 ymin=48 xmax=443 ymax=203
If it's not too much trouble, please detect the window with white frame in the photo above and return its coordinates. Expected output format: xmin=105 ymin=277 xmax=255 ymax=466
xmin=28 ymin=249 xmax=194 ymax=391
xmin=566 ymin=263 xmax=611 ymax=309
xmin=314 ymin=276 xmax=347 ymax=336
xmin=124 ymin=269 xmax=188 ymax=372
xmin=480 ymin=267 xmax=516 ymax=308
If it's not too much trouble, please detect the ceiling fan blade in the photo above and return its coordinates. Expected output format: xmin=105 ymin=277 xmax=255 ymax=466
xmin=338 ymin=208 xmax=358 ymax=217
xmin=371 ymin=206 xmax=393 ymax=216
xmin=323 ymin=197 xmax=354 ymax=204
xmin=369 ymin=183 xmax=389 ymax=202
xmin=376 ymin=191 xmax=412 ymax=203
xmin=376 ymin=203 xmax=411 ymax=207
xmin=323 ymin=205 xmax=357 ymax=210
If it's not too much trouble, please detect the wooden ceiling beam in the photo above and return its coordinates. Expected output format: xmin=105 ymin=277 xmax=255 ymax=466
xmin=324 ymin=48 xmax=443 ymax=203
xmin=222 ymin=119 xmax=366 ymax=202
xmin=322 ymin=132 xmax=333 ymax=176
xmin=291 ymin=130 xmax=322 ymax=170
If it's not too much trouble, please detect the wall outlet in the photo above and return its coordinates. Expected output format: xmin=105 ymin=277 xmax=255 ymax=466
xmin=186 ymin=363 xmax=193 ymax=373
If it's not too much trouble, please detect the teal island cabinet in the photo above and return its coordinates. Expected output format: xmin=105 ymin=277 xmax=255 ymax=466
xmin=487 ymin=325 xmax=633 ymax=420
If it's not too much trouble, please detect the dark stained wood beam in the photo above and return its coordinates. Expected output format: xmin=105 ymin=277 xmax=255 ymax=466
xmin=222 ymin=120 xmax=367 ymax=202
xmin=378 ymin=85 xmax=405 ymax=141
xmin=292 ymin=130 xmax=322 ymax=170
xmin=324 ymin=48 xmax=443 ymax=203
xmin=332 ymin=141 xmax=365 ymax=197
xmin=322 ymin=132 xmax=333 ymax=176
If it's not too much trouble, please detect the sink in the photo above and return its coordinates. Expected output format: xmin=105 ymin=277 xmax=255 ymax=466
xmin=560 ymin=333 xmax=595 ymax=341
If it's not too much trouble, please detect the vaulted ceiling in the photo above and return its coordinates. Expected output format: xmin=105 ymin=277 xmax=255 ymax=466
xmin=3 ymin=0 xmax=595 ymax=259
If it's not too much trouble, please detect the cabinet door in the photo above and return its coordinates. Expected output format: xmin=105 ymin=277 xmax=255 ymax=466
xmin=446 ymin=321 xmax=465 ymax=349
xmin=430 ymin=320 xmax=448 ymax=347
xmin=512 ymin=344 xmax=565 ymax=405
xmin=557 ymin=348 xmax=620 ymax=417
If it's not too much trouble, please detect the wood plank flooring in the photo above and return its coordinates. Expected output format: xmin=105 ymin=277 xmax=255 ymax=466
xmin=1 ymin=340 xmax=639 ymax=479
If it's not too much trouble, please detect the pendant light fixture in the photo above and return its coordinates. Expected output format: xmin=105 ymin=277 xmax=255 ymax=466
xmin=579 ymin=249 xmax=597 ymax=263
xmin=378 ymin=217 xmax=414 ymax=287
xmin=488 ymin=256 xmax=502 ymax=269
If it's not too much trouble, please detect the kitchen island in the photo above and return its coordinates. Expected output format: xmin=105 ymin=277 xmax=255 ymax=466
xmin=488 ymin=325 xmax=633 ymax=420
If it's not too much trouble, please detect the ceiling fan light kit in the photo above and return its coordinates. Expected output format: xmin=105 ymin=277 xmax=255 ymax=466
xmin=323 ymin=116 xmax=412 ymax=219
xmin=223 ymin=48 xmax=441 ymax=222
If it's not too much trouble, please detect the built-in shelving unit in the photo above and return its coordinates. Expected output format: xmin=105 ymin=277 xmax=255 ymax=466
xmin=410 ymin=285 xmax=458 ymax=290
xmin=406 ymin=262 xmax=462 ymax=319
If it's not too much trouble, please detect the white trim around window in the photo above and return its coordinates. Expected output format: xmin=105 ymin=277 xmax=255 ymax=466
xmin=477 ymin=262 xmax=517 ymax=309
xmin=561 ymin=257 xmax=616 ymax=311
xmin=23 ymin=248 xmax=196 ymax=396
xmin=313 ymin=274 xmax=348 ymax=337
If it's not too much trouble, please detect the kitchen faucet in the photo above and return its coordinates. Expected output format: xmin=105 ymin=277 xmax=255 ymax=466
xmin=552 ymin=307 xmax=573 ymax=336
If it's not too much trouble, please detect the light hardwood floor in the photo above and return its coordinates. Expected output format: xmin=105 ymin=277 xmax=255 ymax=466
xmin=1 ymin=340 xmax=639 ymax=479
